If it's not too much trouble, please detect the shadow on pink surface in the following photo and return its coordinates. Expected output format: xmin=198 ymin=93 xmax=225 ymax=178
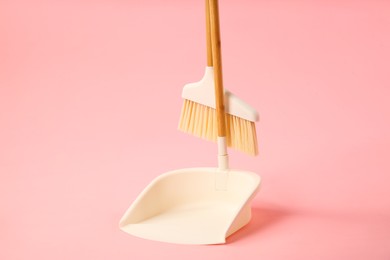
xmin=226 ymin=206 xmax=291 ymax=244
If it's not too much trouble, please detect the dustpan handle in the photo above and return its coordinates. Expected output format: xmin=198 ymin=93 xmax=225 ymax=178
xmin=209 ymin=0 xmax=229 ymax=170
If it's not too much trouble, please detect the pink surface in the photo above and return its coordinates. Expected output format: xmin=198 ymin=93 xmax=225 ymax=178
xmin=1 ymin=0 xmax=390 ymax=259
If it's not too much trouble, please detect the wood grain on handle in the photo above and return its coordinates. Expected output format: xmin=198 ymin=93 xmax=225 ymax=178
xmin=206 ymin=0 xmax=213 ymax=66
xmin=209 ymin=0 xmax=226 ymax=137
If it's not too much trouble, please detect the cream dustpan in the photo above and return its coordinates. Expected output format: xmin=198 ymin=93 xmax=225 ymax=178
xmin=119 ymin=168 xmax=260 ymax=244
xmin=119 ymin=0 xmax=261 ymax=244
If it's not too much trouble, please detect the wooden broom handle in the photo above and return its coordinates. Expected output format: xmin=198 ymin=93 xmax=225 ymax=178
xmin=209 ymin=0 xmax=226 ymax=137
xmin=206 ymin=0 xmax=213 ymax=66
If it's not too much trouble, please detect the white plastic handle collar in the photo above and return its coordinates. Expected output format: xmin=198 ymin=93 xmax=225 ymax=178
xmin=217 ymin=137 xmax=229 ymax=170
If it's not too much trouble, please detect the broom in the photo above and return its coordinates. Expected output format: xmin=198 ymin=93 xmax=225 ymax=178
xmin=179 ymin=0 xmax=259 ymax=156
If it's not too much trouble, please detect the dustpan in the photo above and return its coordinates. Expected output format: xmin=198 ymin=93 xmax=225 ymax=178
xmin=119 ymin=0 xmax=261 ymax=244
xmin=119 ymin=168 xmax=260 ymax=244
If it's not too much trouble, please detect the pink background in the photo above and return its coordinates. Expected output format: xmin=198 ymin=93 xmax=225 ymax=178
xmin=1 ymin=0 xmax=390 ymax=259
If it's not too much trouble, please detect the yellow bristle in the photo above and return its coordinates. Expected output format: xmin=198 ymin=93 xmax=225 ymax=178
xmin=178 ymin=99 xmax=258 ymax=156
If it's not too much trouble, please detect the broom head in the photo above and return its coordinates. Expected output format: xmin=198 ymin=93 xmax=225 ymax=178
xmin=179 ymin=67 xmax=259 ymax=156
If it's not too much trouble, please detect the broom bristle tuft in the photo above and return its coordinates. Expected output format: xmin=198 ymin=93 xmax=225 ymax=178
xmin=179 ymin=99 xmax=258 ymax=156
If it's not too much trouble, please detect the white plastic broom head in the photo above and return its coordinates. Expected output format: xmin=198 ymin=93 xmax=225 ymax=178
xmin=180 ymin=66 xmax=259 ymax=155
xmin=182 ymin=67 xmax=259 ymax=123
